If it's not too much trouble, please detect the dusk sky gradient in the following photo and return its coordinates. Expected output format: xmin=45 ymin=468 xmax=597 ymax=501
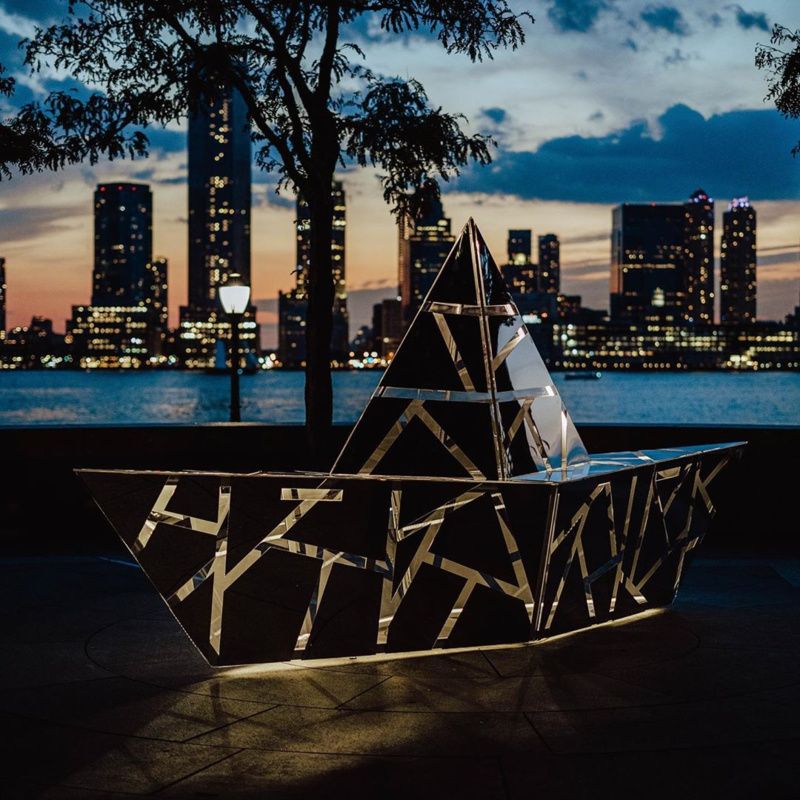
xmin=0 ymin=0 xmax=798 ymax=347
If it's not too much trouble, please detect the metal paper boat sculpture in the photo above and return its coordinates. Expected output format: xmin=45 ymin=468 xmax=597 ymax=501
xmin=79 ymin=220 xmax=743 ymax=666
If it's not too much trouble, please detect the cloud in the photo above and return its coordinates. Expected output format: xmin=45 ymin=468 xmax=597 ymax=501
xmin=0 ymin=6 xmax=37 ymax=39
xmin=547 ymin=0 xmax=612 ymax=34
xmin=254 ymin=188 xmax=294 ymax=210
xmin=453 ymin=104 xmax=800 ymax=204
xmin=732 ymin=6 xmax=769 ymax=33
xmin=0 ymin=203 xmax=84 ymax=245
xmin=640 ymin=6 xmax=689 ymax=37
xmin=561 ymin=230 xmax=609 ymax=245
xmin=144 ymin=127 xmax=186 ymax=154
xmin=664 ymin=48 xmax=695 ymax=67
xmin=481 ymin=107 xmax=507 ymax=125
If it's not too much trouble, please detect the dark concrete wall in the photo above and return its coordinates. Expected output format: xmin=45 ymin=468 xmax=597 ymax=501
xmin=0 ymin=423 xmax=795 ymax=555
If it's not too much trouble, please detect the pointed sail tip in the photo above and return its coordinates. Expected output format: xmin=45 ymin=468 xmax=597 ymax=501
xmin=458 ymin=217 xmax=478 ymax=239
xmin=457 ymin=218 xmax=475 ymax=235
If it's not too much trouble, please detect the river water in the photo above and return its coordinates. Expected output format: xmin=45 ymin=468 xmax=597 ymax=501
xmin=0 ymin=370 xmax=798 ymax=427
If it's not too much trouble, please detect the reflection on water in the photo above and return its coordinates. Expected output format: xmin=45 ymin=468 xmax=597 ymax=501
xmin=0 ymin=370 xmax=798 ymax=426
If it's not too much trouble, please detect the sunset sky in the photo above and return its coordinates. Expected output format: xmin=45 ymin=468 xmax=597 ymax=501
xmin=1 ymin=0 xmax=799 ymax=348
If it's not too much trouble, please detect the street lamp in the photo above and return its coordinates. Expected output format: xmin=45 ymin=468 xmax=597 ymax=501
xmin=219 ymin=273 xmax=251 ymax=423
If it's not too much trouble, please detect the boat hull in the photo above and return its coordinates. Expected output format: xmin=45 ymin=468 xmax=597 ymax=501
xmin=77 ymin=442 xmax=742 ymax=666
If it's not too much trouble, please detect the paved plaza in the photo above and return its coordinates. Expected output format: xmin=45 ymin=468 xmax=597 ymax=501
xmin=1 ymin=554 xmax=798 ymax=798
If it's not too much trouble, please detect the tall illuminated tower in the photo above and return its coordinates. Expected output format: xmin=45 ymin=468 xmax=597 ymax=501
xmin=683 ymin=188 xmax=715 ymax=323
xmin=296 ymin=181 xmax=348 ymax=359
xmin=187 ymin=78 xmax=251 ymax=307
xmin=278 ymin=182 xmax=348 ymax=365
xmin=508 ymin=230 xmax=532 ymax=264
xmin=0 ymin=257 xmax=6 ymax=338
xmin=145 ymin=257 xmax=169 ymax=354
xmin=68 ymin=183 xmax=167 ymax=367
xmin=398 ymin=195 xmax=455 ymax=325
xmin=179 ymin=69 xmax=258 ymax=367
xmin=720 ymin=197 xmax=757 ymax=324
xmin=502 ymin=229 xmax=536 ymax=295
xmin=610 ymin=203 xmax=686 ymax=322
xmin=537 ymin=233 xmax=560 ymax=294
xmin=92 ymin=183 xmax=152 ymax=305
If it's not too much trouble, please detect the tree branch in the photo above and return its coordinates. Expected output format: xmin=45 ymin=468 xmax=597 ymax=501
xmin=238 ymin=0 xmax=317 ymax=115
xmin=151 ymin=2 xmax=303 ymax=184
xmin=317 ymin=3 xmax=340 ymax=103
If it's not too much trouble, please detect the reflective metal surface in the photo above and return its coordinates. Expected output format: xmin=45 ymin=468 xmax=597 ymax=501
xmin=77 ymin=219 xmax=745 ymax=666
xmin=333 ymin=220 xmax=588 ymax=479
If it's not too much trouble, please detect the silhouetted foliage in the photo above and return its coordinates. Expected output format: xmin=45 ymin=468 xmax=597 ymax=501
xmin=756 ymin=23 xmax=800 ymax=155
xmin=0 ymin=65 xmax=147 ymax=179
xmin=1 ymin=2 xmax=533 ymax=453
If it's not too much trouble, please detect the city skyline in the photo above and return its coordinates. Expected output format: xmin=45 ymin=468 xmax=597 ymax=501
xmin=2 ymin=174 xmax=797 ymax=371
xmin=0 ymin=0 xmax=799 ymax=345
xmin=0 ymin=180 xmax=794 ymax=340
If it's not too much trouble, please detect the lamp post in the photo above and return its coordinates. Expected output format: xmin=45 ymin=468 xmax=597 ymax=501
xmin=219 ymin=273 xmax=251 ymax=423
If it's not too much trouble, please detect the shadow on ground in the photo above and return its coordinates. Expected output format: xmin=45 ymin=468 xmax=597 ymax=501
xmin=0 ymin=554 xmax=798 ymax=798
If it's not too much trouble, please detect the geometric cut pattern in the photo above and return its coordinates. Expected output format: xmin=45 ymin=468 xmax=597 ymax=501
xmin=77 ymin=219 xmax=744 ymax=666
xmin=332 ymin=219 xmax=589 ymax=480
xmin=79 ymin=444 xmax=741 ymax=666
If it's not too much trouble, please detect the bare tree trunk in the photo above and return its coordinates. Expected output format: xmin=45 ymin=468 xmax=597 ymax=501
xmin=304 ymin=182 xmax=335 ymax=467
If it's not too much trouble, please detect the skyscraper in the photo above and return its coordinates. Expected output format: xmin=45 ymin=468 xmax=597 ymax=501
xmin=508 ymin=230 xmax=532 ymax=264
xmin=502 ymin=229 xmax=536 ymax=294
xmin=187 ymin=78 xmax=251 ymax=307
xmin=683 ymin=189 xmax=715 ymax=323
xmin=145 ymin=257 xmax=168 ymax=354
xmin=372 ymin=297 xmax=403 ymax=358
xmin=0 ymin=257 xmax=6 ymax=339
xmin=278 ymin=182 xmax=349 ymax=365
xmin=92 ymin=183 xmax=152 ymax=305
xmin=179 ymin=71 xmax=258 ymax=367
xmin=277 ymin=288 xmax=307 ymax=366
xmin=296 ymin=181 xmax=348 ymax=359
xmin=398 ymin=195 xmax=455 ymax=325
xmin=500 ymin=229 xmax=557 ymax=321
xmin=610 ymin=204 xmax=686 ymax=322
xmin=720 ymin=197 xmax=757 ymax=324
xmin=537 ymin=234 xmax=560 ymax=294
xmin=68 ymin=183 xmax=167 ymax=367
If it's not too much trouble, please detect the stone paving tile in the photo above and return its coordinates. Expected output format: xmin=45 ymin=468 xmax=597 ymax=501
xmin=586 ymin=630 xmax=800 ymax=700
xmin=192 ymin=704 xmax=546 ymax=757
xmin=677 ymin=562 xmax=800 ymax=608
xmin=0 ymin=712 xmax=240 ymax=796
xmin=300 ymin=649 xmax=503 ymax=681
xmin=87 ymin=611 xmax=500 ymax=685
xmin=681 ymin=604 xmax=800 ymax=652
xmin=1 ymin=556 xmax=799 ymax=798
xmin=0 ymin=640 xmax=111 ymax=690
xmin=339 ymin=669 xmax=667 ymax=712
xmin=87 ymin=618 xmax=409 ymax=708
xmin=11 ymin=784 xmax=141 ymax=798
xmin=482 ymin=610 xmax=700 ymax=678
xmin=0 ymin=559 xmax=161 ymax=641
xmin=501 ymin=740 xmax=800 ymax=800
xmin=528 ymin=692 xmax=799 ymax=755
xmin=159 ymin=748 xmax=507 ymax=799
xmin=181 ymin=671 xmax=395 ymax=709
xmin=0 ymin=676 xmax=276 ymax=742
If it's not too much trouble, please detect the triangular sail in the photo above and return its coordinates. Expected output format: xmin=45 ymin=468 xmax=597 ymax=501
xmin=332 ymin=219 xmax=588 ymax=480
